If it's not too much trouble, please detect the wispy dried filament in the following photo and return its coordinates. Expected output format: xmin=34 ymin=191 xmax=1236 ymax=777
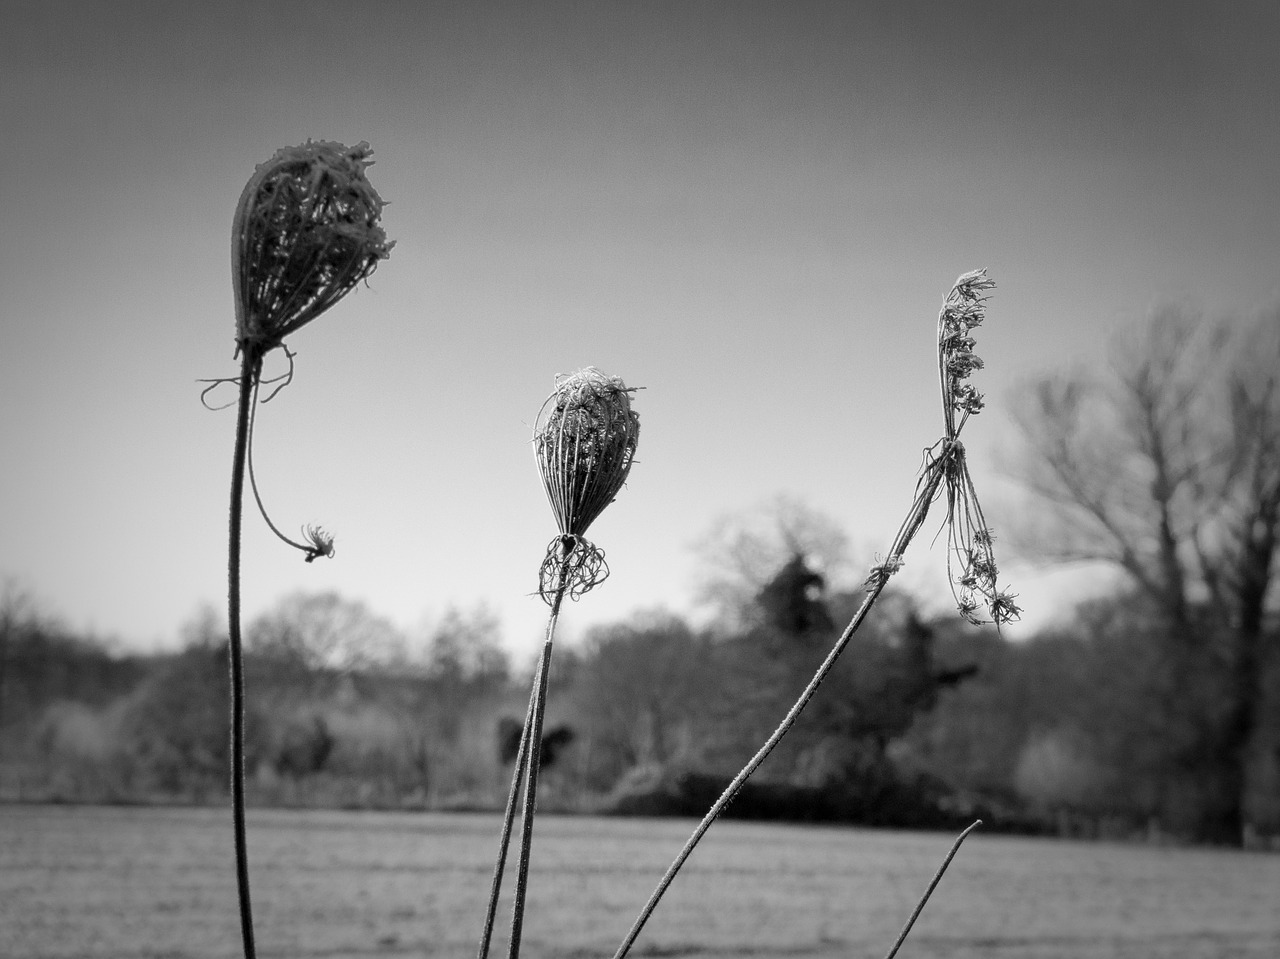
xmin=232 ymin=140 xmax=393 ymax=358
xmin=533 ymin=368 xmax=640 ymax=602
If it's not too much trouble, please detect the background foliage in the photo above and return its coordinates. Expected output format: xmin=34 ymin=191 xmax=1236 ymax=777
xmin=2 ymin=306 xmax=1277 ymax=846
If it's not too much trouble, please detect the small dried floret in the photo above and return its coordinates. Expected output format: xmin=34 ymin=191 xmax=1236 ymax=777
xmin=302 ymin=525 xmax=335 ymax=562
xmin=991 ymin=592 xmax=1023 ymax=626
xmin=946 ymin=352 xmax=985 ymax=379
xmin=956 ymin=596 xmax=982 ymax=622
xmin=953 ymin=384 xmax=985 ymax=414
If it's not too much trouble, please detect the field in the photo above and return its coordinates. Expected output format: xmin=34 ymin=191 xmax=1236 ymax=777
xmin=1 ymin=805 xmax=1278 ymax=959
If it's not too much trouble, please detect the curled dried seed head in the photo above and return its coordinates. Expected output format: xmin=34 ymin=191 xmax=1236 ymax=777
xmin=233 ymin=140 xmax=393 ymax=356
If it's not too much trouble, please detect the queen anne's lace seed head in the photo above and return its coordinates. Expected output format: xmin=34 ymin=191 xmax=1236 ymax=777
xmin=534 ymin=368 xmax=640 ymax=538
xmin=533 ymin=368 xmax=640 ymax=603
xmin=232 ymin=140 xmax=393 ymax=357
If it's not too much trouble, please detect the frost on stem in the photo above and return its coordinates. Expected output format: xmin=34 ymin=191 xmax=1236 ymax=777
xmin=533 ymin=368 xmax=640 ymax=604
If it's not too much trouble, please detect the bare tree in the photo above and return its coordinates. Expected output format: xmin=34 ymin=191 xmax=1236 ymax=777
xmin=693 ymin=494 xmax=850 ymax=631
xmin=1010 ymin=303 xmax=1280 ymax=843
xmin=246 ymin=591 xmax=407 ymax=673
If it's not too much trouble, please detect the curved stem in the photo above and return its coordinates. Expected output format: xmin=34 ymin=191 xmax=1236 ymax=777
xmin=227 ymin=350 xmax=259 ymax=959
xmin=507 ymin=558 xmax=570 ymax=959
xmin=245 ymin=372 xmax=328 ymax=560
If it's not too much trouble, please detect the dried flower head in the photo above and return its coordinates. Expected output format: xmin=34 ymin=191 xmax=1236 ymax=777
xmin=938 ymin=268 xmax=997 ymax=435
xmin=533 ymin=368 xmax=640 ymax=602
xmin=866 ymin=270 xmax=1020 ymax=628
xmin=933 ymin=271 xmax=1020 ymax=626
xmin=232 ymin=140 xmax=393 ymax=357
xmin=302 ymin=525 xmax=335 ymax=563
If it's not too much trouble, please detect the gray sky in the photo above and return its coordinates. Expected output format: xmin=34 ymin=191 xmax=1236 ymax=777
xmin=2 ymin=0 xmax=1278 ymax=655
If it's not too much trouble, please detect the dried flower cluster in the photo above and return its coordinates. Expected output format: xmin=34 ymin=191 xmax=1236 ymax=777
xmin=865 ymin=270 xmax=1020 ymax=627
xmin=533 ymin=368 xmax=640 ymax=602
xmin=932 ymin=271 xmax=1020 ymax=625
xmin=938 ymin=268 xmax=996 ymax=431
xmin=232 ymin=140 xmax=393 ymax=358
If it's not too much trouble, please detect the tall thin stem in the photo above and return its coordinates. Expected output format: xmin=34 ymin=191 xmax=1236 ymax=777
xmin=477 ymin=681 xmax=537 ymax=959
xmin=614 ymin=467 xmax=948 ymax=959
xmin=507 ymin=560 xmax=569 ymax=959
xmin=226 ymin=349 xmax=259 ymax=959
xmin=612 ymin=576 xmax=886 ymax=959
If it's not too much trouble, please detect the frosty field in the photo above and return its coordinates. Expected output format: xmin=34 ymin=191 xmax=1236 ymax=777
xmin=1 ymin=804 xmax=1277 ymax=959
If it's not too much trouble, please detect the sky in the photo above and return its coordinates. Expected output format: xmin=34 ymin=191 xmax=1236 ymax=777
xmin=2 ymin=0 xmax=1278 ymax=659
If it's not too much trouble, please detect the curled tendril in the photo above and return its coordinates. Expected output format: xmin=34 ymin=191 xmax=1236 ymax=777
xmin=236 ymin=359 xmax=336 ymax=563
xmin=201 ymin=346 xmax=324 ymax=562
xmin=538 ymin=534 xmax=609 ymax=605
xmin=199 ymin=345 xmax=297 ymax=409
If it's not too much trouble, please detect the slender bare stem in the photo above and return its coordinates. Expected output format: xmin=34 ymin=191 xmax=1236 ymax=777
xmin=507 ymin=559 xmax=569 ymax=959
xmin=226 ymin=349 xmax=259 ymax=959
xmin=883 ymin=820 xmax=982 ymax=959
xmin=613 ymin=468 xmax=948 ymax=959
xmin=477 ymin=681 xmax=537 ymax=959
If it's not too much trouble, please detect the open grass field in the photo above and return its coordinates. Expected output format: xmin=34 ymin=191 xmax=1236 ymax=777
xmin=1 ymin=804 xmax=1277 ymax=959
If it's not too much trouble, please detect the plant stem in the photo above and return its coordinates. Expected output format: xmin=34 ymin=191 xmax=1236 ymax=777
xmin=612 ymin=575 xmax=887 ymax=959
xmin=883 ymin=820 xmax=982 ymax=959
xmin=613 ymin=467 xmax=948 ymax=959
xmin=506 ymin=557 xmax=570 ymax=959
xmin=477 ymin=683 xmax=537 ymax=959
xmin=227 ymin=349 xmax=259 ymax=959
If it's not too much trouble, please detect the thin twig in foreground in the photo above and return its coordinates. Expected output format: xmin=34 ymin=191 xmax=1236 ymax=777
xmin=883 ymin=820 xmax=982 ymax=959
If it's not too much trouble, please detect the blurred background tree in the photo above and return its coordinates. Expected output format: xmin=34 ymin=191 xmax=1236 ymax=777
xmin=1008 ymin=305 xmax=1280 ymax=844
xmin=693 ymin=494 xmax=849 ymax=633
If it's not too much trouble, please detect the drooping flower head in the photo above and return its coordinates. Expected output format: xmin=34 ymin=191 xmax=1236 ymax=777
xmin=933 ymin=270 xmax=1019 ymax=625
xmin=865 ymin=270 xmax=1020 ymax=628
xmin=232 ymin=140 xmax=393 ymax=357
xmin=533 ymin=368 xmax=640 ymax=602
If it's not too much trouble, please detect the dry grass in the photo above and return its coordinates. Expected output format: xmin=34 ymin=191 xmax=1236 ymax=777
xmin=4 ymin=806 xmax=1278 ymax=959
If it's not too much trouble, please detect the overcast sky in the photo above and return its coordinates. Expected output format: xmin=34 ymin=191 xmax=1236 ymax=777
xmin=2 ymin=0 xmax=1277 ymax=657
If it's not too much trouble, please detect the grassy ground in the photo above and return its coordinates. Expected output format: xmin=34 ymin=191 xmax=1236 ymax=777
xmin=1 ymin=804 xmax=1278 ymax=959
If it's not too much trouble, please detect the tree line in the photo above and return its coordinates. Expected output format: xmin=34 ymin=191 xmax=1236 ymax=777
xmin=1 ymin=303 xmax=1276 ymax=846
xmin=2 ymin=568 xmax=1276 ymax=845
